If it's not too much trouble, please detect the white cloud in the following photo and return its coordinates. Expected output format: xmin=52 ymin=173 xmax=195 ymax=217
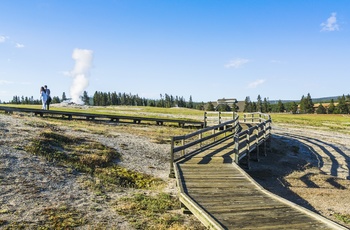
xmin=0 ymin=35 xmax=8 ymax=43
xmin=225 ymin=58 xmax=250 ymax=69
xmin=15 ymin=43 xmax=24 ymax=48
xmin=320 ymin=12 xmax=339 ymax=32
xmin=247 ymin=79 xmax=265 ymax=89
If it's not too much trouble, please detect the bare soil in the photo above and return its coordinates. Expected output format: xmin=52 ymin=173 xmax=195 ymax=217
xmin=1 ymin=110 xmax=350 ymax=229
xmin=247 ymin=123 xmax=350 ymax=229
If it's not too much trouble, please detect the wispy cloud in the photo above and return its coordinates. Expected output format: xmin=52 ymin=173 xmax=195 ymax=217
xmin=0 ymin=35 xmax=25 ymax=48
xmin=0 ymin=35 xmax=8 ymax=43
xmin=321 ymin=12 xmax=339 ymax=32
xmin=15 ymin=43 xmax=25 ymax=48
xmin=247 ymin=79 xmax=265 ymax=89
xmin=225 ymin=58 xmax=250 ymax=69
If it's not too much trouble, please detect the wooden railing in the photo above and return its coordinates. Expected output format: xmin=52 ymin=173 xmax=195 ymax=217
xmin=169 ymin=115 xmax=240 ymax=177
xmin=242 ymin=112 xmax=271 ymax=123
xmin=0 ymin=105 xmax=204 ymax=127
xmin=234 ymin=113 xmax=272 ymax=168
xmin=203 ymin=111 xmax=236 ymax=127
xmin=169 ymin=112 xmax=271 ymax=177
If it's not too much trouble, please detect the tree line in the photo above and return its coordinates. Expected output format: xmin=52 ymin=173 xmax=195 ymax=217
xmin=243 ymin=93 xmax=350 ymax=114
xmin=3 ymin=91 xmax=350 ymax=114
xmin=90 ymin=91 xmax=207 ymax=109
xmin=3 ymin=91 xmax=205 ymax=110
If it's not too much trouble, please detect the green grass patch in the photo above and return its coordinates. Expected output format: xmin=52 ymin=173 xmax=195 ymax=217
xmin=270 ymin=113 xmax=350 ymax=133
xmin=115 ymin=193 xmax=187 ymax=230
xmin=334 ymin=213 xmax=350 ymax=224
xmin=40 ymin=205 xmax=86 ymax=229
xmin=2 ymin=104 xmax=204 ymax=122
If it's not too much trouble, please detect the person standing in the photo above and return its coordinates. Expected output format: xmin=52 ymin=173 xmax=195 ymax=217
xmin=44 ymin=85 xmax=51 ymax=110
xmin=40 ymin=86 xmax=47 ymax=110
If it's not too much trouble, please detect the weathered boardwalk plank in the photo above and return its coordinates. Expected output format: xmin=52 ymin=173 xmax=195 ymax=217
xmin=176 ymin=139 xmax=347 ymax=229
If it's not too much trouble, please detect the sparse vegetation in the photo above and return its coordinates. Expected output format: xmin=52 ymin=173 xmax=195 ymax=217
xmin=115 ymin=193 xmax=204 ymax=230
xmin=25 ymin=130 xmax=163 ymax=189
xmin=334 ymin=213 xmax=350 ymax=224
xmin=40 ymin=205 xmax=86 ymax=229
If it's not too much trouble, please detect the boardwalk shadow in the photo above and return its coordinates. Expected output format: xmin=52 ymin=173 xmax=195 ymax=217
xmin=196 ymin=140 xmax=235 ymax=164
xmin=282 ymin=132 xmax=350 ymax=180
xmin=246 ymin=132 xmax=350 ymax=214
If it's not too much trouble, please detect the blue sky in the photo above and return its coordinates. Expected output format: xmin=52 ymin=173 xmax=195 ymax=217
xmin=1 ymin=0 xmax=349 ymax=103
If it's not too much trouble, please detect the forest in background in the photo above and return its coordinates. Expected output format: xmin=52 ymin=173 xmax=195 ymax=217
xmin=2 ymin=91 xmax=350 ymax=114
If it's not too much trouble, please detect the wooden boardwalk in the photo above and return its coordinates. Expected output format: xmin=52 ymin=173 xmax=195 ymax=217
xmin=174 ymin=137 xmax=347 ymax=229
xmin=0 ymin=105 xmax=204 ymax=127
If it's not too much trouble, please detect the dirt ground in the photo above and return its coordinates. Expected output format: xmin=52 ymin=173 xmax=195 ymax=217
xmin=1 ymin=110 xmax=350 ymax=229
xmin=247 ymin=123 xmax=350 ymax=229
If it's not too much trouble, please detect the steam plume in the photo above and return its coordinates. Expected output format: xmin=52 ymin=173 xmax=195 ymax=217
xmin=70 ymin=48 xmax=93 ymax=104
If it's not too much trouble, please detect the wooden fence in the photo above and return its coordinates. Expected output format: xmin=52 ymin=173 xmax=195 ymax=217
xmin=0 ymin=105 xmax=204 ymax=127
xmin=169 ymin=112 xmax=271 ymax=177
xmin=169 ymin=115 xmax=240 ymax=177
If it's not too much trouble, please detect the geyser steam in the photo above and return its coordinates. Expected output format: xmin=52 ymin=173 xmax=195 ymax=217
xmin=70 ymin=48 xmax=93 ymax=104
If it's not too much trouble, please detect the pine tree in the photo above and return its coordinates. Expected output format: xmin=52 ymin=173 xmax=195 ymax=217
xmin=328 ymin=99 xmax=335 ymax=114
xmin=262 ymin=98 xmax=270 ymax=113
xmin=316 ymin=103 xmax=327 ymax=114
xmin=306 ymin=93 xmax=314 ymax=113
xmin=256 ymin=95 xmax=262 ymax=112
xmin=62 ymin=92 xmax=67 ymax=101
xmin=82 ymin=91 xmax=90 ymax=105
xmin=291 ymin=102 xmax=298 ymax=114
xmin=335 ymin=95 xmax=349 ymax=114
xmin=277 ymin=100 xmax=285 ymax=112
xmin=300 ymin=93 xmax=314 ymax=114
xmin=188 ymin=95 xmax=193 ymax=108
xmin=243 ymin=96 xmax=251 ymax=112
xmin=299 ymin=95 xmax=306 ymax=113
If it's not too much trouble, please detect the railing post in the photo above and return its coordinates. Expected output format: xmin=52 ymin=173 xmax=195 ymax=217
xmin=181 ymin=139 xmax=185 ymax=156
xmin=234 ymin=135 xmax=239 ymax=164
xmin=263 ymin=123 xmax=267 ymax=156
xmin=204 ymin=112 xmax=207 ymax=128
xmin=246 ymin=131 xmax=250 ymax=169
xmin=169 ymin=137 xmax=175 ymax=178
xmin=244 ymin=114 xmax=246 ymax=123
xmin=255 ymin=127 xmax=260 ymax=161
xmin=199 ymin=132 xmax=202 ymax=148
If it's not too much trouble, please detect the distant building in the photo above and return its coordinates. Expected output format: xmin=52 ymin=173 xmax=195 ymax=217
xmin=215 ymin=98 xmax=237 ymax=110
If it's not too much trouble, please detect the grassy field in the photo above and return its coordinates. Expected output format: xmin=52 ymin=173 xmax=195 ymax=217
xmin=2 ymin=104 xmax=349 ymax=133
xmin=270 ymin=113 xmax=350 ymax=134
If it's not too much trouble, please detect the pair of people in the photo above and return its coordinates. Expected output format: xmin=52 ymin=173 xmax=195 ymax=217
xmin=40 ymin=85 xmax=51 ymax=110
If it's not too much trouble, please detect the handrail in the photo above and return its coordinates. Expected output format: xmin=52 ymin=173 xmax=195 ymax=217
xmin=233 ymin=119 xmax=272 ymax=167
xmin=170 ymin=113 xmax=272 ymax=176
xmin=169 ymin=115 xmax=240 ymax=177
xmin=171 ymin=113 xmax=272 ymax=229
xmin=242 ymin=112 xmax=271 ymax=123
xmin=0 ymin=105 xmax=204 ymax=127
